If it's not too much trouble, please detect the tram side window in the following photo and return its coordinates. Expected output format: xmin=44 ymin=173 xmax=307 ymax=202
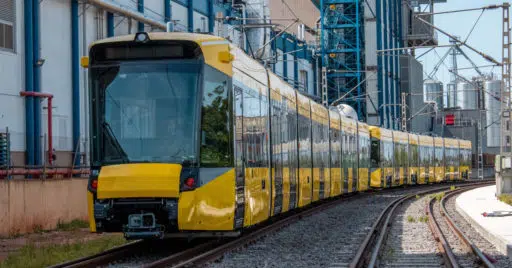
xmin=200 ymin=66 xmax=232 ymax=167
xmin=410 ymin=144 xmax=419 ymax=167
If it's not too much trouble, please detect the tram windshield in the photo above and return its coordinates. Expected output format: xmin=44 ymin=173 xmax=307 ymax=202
xmin=90 ymin=60 xmax=202 ymax=165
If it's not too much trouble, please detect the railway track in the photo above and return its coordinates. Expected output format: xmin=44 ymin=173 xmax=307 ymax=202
xmin=428 ymin=185 xmax=495 ymax=268
xmin=52 ymin=180 xmax=494 ymax=268
xmin=349 ymin=181 xmax=494 ymax=268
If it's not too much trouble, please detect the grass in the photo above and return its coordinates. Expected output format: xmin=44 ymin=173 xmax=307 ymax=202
xmin=498 ymin=194 xmax=512 ymax=206
xmin=407 ymin=215 xmax=416 ymax=223
xmin=429 ymin=192 xmax=446 ymax=202
xmin=0 ymin=235 xmax=126 ymax=268
xmin=56 ymin=219 xmax=89 ymax=232
xmin=418 ymin=215 xmax=429 ymax=223
xmin=450 ymin=186 xmax=457 ymax=191
xmin=415 ymin=194 xmax=420 ymax=199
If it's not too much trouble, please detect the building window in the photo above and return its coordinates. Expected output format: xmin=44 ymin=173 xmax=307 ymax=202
xmin=299 ymin=70 xmax=308 ymax=92
xmin=507 ymin=135 xmax=510 ymax=145
xmin=507 ymin=120 xmax=510 ymax=131
xmin=0 ymin=0 xmax=16 ymax=52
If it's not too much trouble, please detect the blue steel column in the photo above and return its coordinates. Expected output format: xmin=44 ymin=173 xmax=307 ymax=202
xmin=24 ymin=0 xmax=35 ymax=166
xmin=72 ymin=0 xmax=81 ymax=167
xmin=394 ymin=0 xmax=400 ymax=130
xmin=164 ymin=0 xmax=171 ymax=22
xmin=208 ymin=0 xmax=214 ymax=33
xmin=282 ymin=36 xmax=288 ymax=82
xmin=294 ymin=40 xmax=298 ymax=89
xmin=33 ymin=0 xmax=41 ymax=165
xmin=383 ymin=0 xmax=389 ymax=128
xmin=137 ymin=0 xmax=144 ymax=32
xmin=188 ymin=0 xmax=194 ymax=32
xmin=391 ymin=0 xmax=397 ymax=129
xmin=355 ymin=0 xmax=362 ymax=117
xmin=107 ymin=12 xmax=114 ymax=37
xmin=271 ymin=31 xmax=276 ymax=73
xmin=376 ymin=0 xmax=383 ymax=127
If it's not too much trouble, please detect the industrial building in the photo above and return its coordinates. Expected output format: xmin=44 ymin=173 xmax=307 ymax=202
xmin=0 ymin=0 xmax=500 ymax=177
xmin=0 ymin=0 xmax=322 ymax=170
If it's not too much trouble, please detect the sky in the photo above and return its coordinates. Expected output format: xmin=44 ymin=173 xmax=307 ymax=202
xmin=417 ymin=0 xmax=506 ymax=85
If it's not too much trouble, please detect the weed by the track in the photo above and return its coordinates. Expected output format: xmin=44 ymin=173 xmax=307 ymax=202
xmin=498 ymin=194 xmax=512 ymax=206
xmin=418 ymin=215 xmax=429 ymax=223
xmin=0 ymin=235 xmax=126 ymax=268
xmin=56 ymin=219 xmax=90 ymax=231
xmin=415 ymin=194 xmax=420 ymax=199
xmin=450 ymin=186 xmax=456 ymax=191
xmin=407 ymin=215 xmax=416 ymax=223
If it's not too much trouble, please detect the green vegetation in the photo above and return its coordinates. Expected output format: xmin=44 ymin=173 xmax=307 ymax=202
xmin=498 ymin=194 xmax=512 ymax=206
xmin=415 ymin=194 xmax=420 ymax=199
xmin=450 ymin=186 xmax=456 ymax=191
xmin=429 ymin=192 xmax=445 ymax=202
xmin=418 ymin=215 xmax=429 ymax=223
xmin=56 ymin=219 xmax=89 ymax=231
xmin=407 ymin=215 xmax=416 ymax=223
xmin=0 ymin=235 xmax=126 ymax=268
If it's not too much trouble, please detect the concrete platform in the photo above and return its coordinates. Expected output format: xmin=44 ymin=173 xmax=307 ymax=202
xmin=456 ymin=185 xmax=512 ymax=258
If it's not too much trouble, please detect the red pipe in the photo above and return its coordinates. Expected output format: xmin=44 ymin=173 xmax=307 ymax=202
xmin=20 ymin=91 xmax=54 ymax=165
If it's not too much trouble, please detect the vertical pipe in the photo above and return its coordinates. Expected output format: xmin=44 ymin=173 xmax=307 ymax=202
xmin=208 ymin=0 xmax=214 ymax=33
xmin=33 ymin=0 xmax=41 ymax=165
xmin=24 ymin=0 xmax=35 ymax=167
xmin=164 ymin=0 xmax=171 ymax=22
xmin=188 ymin=0 xmax=194 ymax=32
xmin=72 ymin=0 xmax=81 ymax=167
xmin=107 ymin=12 xmax=114 ymax=37
xmin=48 ymin=97 xmax=53 ymax=165
xmin=137 ymin=0 xmax=144 ymax=32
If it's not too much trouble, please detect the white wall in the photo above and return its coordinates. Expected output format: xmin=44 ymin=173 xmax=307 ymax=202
xmin=40 ymin=0 xmax=73 ymax=151
xmin=171 ymin=2 xmax=188 ymax=32
xmin=193 ymin=11 xmax=208 ymax=33
xmin=0 ymin=0 xmax=25 ymax=151
xmin=275 ymin=49 xmax=283 ymax=77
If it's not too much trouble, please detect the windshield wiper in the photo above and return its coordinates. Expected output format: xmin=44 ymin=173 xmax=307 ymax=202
xmin=102 ymin=121 xmax=129 ymax=163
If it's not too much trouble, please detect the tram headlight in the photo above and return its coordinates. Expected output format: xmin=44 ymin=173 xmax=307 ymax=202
xmin=135 ymin=32 xmax=149 ymax=43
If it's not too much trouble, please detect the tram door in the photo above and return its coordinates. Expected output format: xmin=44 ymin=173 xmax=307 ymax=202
xmin=234 ymin=86 xmax=245 ymax=228
xmin=270 ymin=92 xmax=284 ymax=216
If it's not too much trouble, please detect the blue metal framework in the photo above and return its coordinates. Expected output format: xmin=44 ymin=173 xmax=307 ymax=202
xmin=320 ymin=0 xmax=365 ymax=120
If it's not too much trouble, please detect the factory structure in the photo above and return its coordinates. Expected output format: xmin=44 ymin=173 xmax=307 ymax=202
xmin=0 ymin=0 xmax=502 ymax=177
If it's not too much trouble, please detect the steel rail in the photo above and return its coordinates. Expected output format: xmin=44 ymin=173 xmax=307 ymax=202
xmin=350 ymin=180 xmax=494 ymax=268
xmin=49 ymin=240 xmax=144 ymax=268
xmin=426 ymin=182 xmax=495 ymax=268
xmin=428 ymin=191 xmax=460 ymax=268
xmin=440 ymin=187 xmax=496 ymax=268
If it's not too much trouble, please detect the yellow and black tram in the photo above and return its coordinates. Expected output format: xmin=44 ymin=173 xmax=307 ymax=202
xmin=84 ymin=32 xmax=472 ymax=239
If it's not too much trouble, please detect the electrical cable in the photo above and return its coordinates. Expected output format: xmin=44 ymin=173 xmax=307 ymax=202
xmin=464 ymin=10 xmax=485 ymax=43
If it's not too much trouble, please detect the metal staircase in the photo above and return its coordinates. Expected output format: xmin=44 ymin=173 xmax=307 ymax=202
xmin=320 ymin=0 xmax=365 ymax=118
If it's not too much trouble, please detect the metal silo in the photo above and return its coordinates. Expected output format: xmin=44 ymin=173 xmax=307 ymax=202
xmin=484 ymin=80 xmax=501 ymax=147
xmin=445 ymin=83 xmax=457 ymax=108
xmin=456 ymin=82 xmax=477 ymax=109
xmin=423 ymin=79 xmax=443 ymax=110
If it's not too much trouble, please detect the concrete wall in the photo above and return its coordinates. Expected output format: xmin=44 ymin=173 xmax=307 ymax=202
xmin=0 ymin=178 xmax=88 ymax=236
